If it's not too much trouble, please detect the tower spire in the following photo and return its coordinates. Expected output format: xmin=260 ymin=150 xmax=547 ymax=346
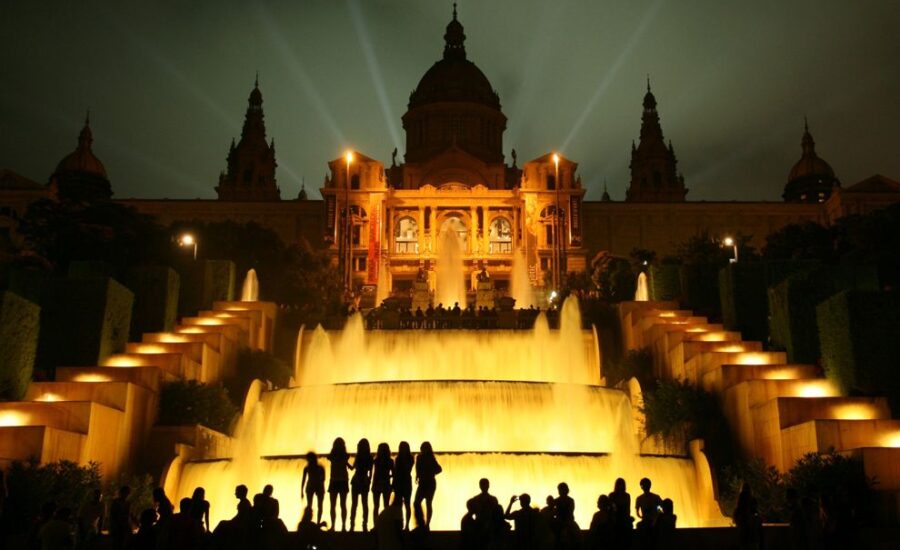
xmin=443 ymin=2 xmax=466 ymax=60
xmin=453 ymin=2 xmax=457 ymax=20
xmin=255 ymin=71 xmax=259 ymax=88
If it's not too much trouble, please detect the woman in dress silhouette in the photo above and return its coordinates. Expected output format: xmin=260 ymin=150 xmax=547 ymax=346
xmin=327 ymin=437 xmax=351 ymax=531
xmin=372 ymin=442 xmax=395 ymax=519
xmin=301 ymin=451 xmax=326 ymax=525
xmin=413 ymin=441 xmax=442 ymax=528
xmin=394 ymin=441 xmax=415 ymax=530
xmin=350 ymin=438 xmax=374 ymax=531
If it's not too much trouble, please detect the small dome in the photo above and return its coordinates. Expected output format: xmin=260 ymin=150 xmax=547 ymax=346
xmin=54 ymin=119 xmax=107 ymax=179
xmin=787 ymin=127 xmax=835 ymax=182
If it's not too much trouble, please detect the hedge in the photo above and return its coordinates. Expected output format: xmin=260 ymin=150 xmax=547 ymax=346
xmin=178 ymin=260 xmax=235 ymax=317
xmin=679 ymin=263 xmax=722 ymax=320
xmin=768 ymin=265 xmax=878 ymax=364
xmin=36 ymin=276 xmax=133 ymax=374
xmin=68 ymin=260 xmax=117 ymax=279
xmin=126 ymin=266 xmax=180 ymax=340
xmin=158 ymin=380 xmax=238 ymax=433
xmin=719 ymin=261 xmax=821 ymax=343
xmin=6 ymin=266 xmax=50 ymax=304
xmin=649 ymin=264 xmax=681 ymax=302
xmin=0 ymin=291 xmax=40 ymax=400
xmin=817 ymin=290 xmax=900 ymax=414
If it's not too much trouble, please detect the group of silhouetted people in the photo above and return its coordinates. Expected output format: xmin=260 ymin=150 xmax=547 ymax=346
xmin=304 ymin=438 xmax=442 ymax=534
xmin=365 ymin=303 xmax=547 ymax=330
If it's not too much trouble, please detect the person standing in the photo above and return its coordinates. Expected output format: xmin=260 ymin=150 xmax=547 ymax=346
xmin=733 ymin=482 xmax=762 ymax=550
xmin=413 ymin=441 xmax=442 ymax=528
xmin=350 ymin=438 xmax=374 ymax=531
xmin=394 ymin=441 xmax=415 ymax=530
xmin=302 ymin=452 xmax=326 ymax=525
xmin=372 ymin=443 xmax=395 ymax=519
xmin=109 ymin=486 xmax=132 ymax=550
xmin=609 ymin=478 xmax=633 ymax=549
xmin=328 ymin=437 xmax=351 ymax=531
xmin=190 ymin=487 xmax=211 ymax=532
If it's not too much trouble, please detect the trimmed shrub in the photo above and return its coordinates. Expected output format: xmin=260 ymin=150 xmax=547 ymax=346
xmin=719 ymin=261 xmax=821 ymax=344
xmin=2 ymin=460 xmax=101 ymax=532
xmin=649 ymin=263 xmax=681 ymax=301
xmin=817 ymin=290 xmax=900 ymax=413
xmin=0 ymin=291 xmax=40 ymax=400
xmin=603 ymin=348 xmax=652 ymax=388
xmin=641 ymin=379 xmax=721 ymax=443
xmin=6 ymin=265 xmax=50 ymax=304
xmin=178 ymin=260 xmax=235 ymax=317
xmin=126 ymin=266 xmax=180 ymax=340
xmin=719 ymin=458 xmax=786 ymax=522
xmin=769 ymin=266 xmax=878 ymax=364
xmin=103 ymin=472 xmax=155 ymax=521
xmin=35 ymin=276 xmax=133 ymax=375
xmin=158 ymin=380 xmax=238 ymax=433
xmin=68 ymin=260 xmax=117 ymax=279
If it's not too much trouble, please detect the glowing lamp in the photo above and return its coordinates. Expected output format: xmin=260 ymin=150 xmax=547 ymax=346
xmin=0 ymin=411 xmax=28 ymax=427
xmin=880 ymin=432 xmax=900 ymax=448
xmin=179 ymin=233 xmax=195 ymax=246
xmin=832 ymin=403 xmax=879 ymax=421
xmin=345 ymin=151 xmax=354 ymax=164
xmin=103 ymin=355 xmax=146 ymax=368
xmin=552 ymin=153 xmax=560 ymax=165
xmin=723 ymin=237 xmax=734 ymax=247
xmin=133 ymin=344 xmax=168 ymax=354
xmin=73 ymin=374 xmax=113 ymax=382
xmin=794 ymin=380 xmax=838 ymax=398
xmin=35 ymin=393 xmax=62 ymax=402
xmin=761 ymin=367 xmax=802 ymax=381
xmin=156 ymin=334 xmax=190 ymax=343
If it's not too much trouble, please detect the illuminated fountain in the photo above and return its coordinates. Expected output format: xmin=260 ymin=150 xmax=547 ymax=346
xmin=240 ymin=269 xmax=259 ymax=302
xmin=435 ymin=229 xmax=465 ymax=307
xmin=172 ymin=297 xmax=726 ymax=530
xmin=511 ymin=247 xmax=534 ymax=308
xmin=635 ymin=272 xmax=649 ymax=302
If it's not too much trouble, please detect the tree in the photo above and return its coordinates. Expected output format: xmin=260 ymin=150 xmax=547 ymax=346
xmin=763 ymin=221 xmax=834 ymax=261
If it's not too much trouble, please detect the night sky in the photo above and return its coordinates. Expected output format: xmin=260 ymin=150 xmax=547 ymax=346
xmin=1 ymin=1 xmax=898 ymax=201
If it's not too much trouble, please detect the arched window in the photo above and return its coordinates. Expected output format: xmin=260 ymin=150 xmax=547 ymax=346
xmin=489 ymin=217 xmax=512 ymax=254
xmin=395 ymin=216 xmax=418 ymax=254
xmin=439 ymin=215 xmax=468 ymax=250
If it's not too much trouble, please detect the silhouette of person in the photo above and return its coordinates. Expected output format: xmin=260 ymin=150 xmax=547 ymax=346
xmin=302 ymin=451 xmax=326 ymax=525
xmin=733 ymin=482 xmax=761 ymax=550
xmin=635 ymin=477 xmax=662 ymax=532
xmin=655 ymin=498 xmax=677 ymax=547
xmin=234 ymin=484 xmax=252 ymax=520
xmin=297 ymin=506 xmax=324 ymax=549
xmin=78 ymin=489 xmax=104 ymax=546
xmin=410 ymin=504 xmax=431 ymax=550
xmin=505 ymin=493 xmax=541 ymax=550
xmin=467 ymin=478 xmax=499 ymax=523
xmin=38 ymin=507 xmax=76 ymax=550
xmin=328 ymin=437 xmax=351 ymax=531
xmin=588 ymin=494 xmax=613 ymax=550
xmin=554 ymin=483 xmax=579 ymax=550
xmin=372 ymin=442 xmax=395 ymax=519
xmin=190 ymin=487 xmax=211 ymax=532
xmin=131 ymin=508 xmax=158 ymax=550
xmin=394 ymin=441 xmax=415 ymax=530
xmin=609 ymin=478 xmax=633 ymax=549
xmin=413 ymin=441 xmax=442 ymax=528
xmin=109 ymin=486 xmax=132 ymax=550
xmin=374 ymin=497 xmax=404 ymax=550
xmin=169 ymin=498 xmax=203 ymax=550
xmin=350 ymin=438 xmax=374 ymax=531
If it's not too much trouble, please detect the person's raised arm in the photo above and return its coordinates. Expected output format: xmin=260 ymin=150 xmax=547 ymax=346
xmin=505 ymin=495 xmax=517 ymax=519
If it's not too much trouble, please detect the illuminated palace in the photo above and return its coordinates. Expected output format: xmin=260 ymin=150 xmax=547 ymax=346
xmin=2 ymin=8 xmax=899 ymax=295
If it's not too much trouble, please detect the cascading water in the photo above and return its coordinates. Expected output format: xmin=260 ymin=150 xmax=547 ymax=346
xmin=435 ymin=230 xmax=465 ymax=307
xmin=375 ymin=257 xmax=390 ymax=307
xmin=635 ymin=272 xmax=649 ymax=302
xmin=240 ymin=268 xmax=259 ymax=302
xmin=173 ymin=296 xmax=726 ymax=530
xmin=511 ymin=247 xmax=534 ymax=308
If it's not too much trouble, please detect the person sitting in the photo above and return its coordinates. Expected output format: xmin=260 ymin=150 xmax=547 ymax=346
xmin=635 ymin=477 xmax=662 ymax=532
xmin=588 ymin=495 xmax=613 ymax=550
xmin=131 ymin=508 xmax=158 ymax=550
xmin=466 ymin=478 xmax=499 ymax=528
xmin=655 ymin=498 xmax=677 ymax=546
xmin=374 ymin=498 xmax=403 ymax=550
xmin=38 ymin=507 xmax=76 ymax=550
xmin=505 ymin=493 xmax=540 ymax=550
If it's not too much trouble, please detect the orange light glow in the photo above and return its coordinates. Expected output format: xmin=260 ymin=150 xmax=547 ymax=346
xmin=685 ymin=328 xmax=709 ymax=334
xmin=731 ymin=352 xmax=776 ymax=366
xmin=103 ymin=355 xmax=146 ymax=367
xmin=659 ymin=312 xmax=677 ymax=318
xmin=73 ymin=374 xmax=113 ymax=382
xmin=191 ymin=318 xmax=228 ymax=326
xmin=0 ymin=410 xmax=29 ymax=427
xmin=794 ymin=380 xmax=839 ymax=398
xmin=177 ymin=327 xmax=208 ymax=334
xmin=760 ymin=367 xmax=804 ymax=381
xmin=880 ymin=431 xmax=900 ymax=448
xmin=714 ymin=345 xmax=747 ymax=353
xmin=35 ymin=393 xmax=63 ymax=402
xmin=154 ymin=334 xmax=191 ymax=343
xmin=832 ymin=403 xmax=880 ymax=421
xmin=132 ymin=344 xmax=169 ymax=354
xmin=345 ymin=151 xmax=354 ymax=164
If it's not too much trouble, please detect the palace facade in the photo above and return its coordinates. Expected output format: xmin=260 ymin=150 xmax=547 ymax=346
xmin=2 ymin=7 xmax=898 ymax=296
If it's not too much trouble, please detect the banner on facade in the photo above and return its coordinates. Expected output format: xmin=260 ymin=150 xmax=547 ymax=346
xmin=367 ymin=206 xmax=380 ymax=284
xmin=325 ymin=195 xmax=337 ymax=242
xmin=569 ymin=195 xmax=582 ymax=245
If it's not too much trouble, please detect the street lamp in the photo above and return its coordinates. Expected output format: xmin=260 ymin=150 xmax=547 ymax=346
xmin=723 ymin=236 xmax=738 ymax=263
xmin=552 ymin=153 xmax=561 ymax=292
xmin=344 ymin=151 xmax=354 ymax=292
xmin=178 ymin=233 xmax=198 ymax=260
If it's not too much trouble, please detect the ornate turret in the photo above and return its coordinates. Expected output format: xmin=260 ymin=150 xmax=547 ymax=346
xmin=49 ymin=111 xmax=112 ymax=201
xmin=783 ymin=118 xmax=840 ymax=202
xmin=216 ymin=76 xmax=280 ymax=201
xmin=626 ymin=79 xmax=687 ymax=202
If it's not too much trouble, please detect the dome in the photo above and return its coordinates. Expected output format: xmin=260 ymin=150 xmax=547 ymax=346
xmin=787 ymin=123 xmax=835 ymax=182
xmin=408 ymin=6 xmax=500 ymax=110
xmin=409 ymin=59 xmax=499 ymax=109
xmin=54 ymin=120 xmax=108 ymax=179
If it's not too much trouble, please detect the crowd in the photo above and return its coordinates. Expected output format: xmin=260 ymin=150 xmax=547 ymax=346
xmin=364 ymin=303 xmax=547 ymax=330
xmin=21 ymin=437 xmax=694 ymax=550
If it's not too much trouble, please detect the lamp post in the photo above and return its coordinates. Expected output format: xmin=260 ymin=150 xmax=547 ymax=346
xmin=344 ymin=151 xmax=354 ymax=292
xmin=552 ymin=153 xmax=561 ymax=292
xmin=178 ymin=233 xmax=198 ymax=260
xmin=723 ymin=236 xmax=739 ymax=263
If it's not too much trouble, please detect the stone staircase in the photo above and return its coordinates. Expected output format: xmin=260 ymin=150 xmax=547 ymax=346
xmin=0 ymin=300 xmax=275 ymax=478
xmin=619 ymin=301 xmax=900 ymax=493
